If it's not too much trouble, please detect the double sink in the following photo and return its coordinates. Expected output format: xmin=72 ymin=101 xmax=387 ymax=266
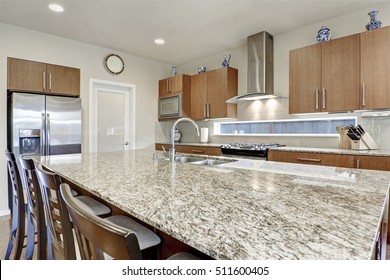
xmin=174 ymin=156 xmax=236 ymax=166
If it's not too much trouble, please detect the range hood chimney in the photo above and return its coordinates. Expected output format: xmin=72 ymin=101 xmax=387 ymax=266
xmin=227 ymin=31 xmax=276 ymax=103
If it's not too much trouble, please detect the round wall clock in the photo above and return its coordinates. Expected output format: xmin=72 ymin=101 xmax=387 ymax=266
xmin=104 ymin=54 xmax=125 ymax=75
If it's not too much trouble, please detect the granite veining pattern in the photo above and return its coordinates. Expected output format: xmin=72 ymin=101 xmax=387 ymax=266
xmin=37 ymin=149 xmax=390 ymax=260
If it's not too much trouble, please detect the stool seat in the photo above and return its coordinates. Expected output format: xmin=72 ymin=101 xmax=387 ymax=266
xmin=76 ymin=196 xmax=111 ymax=217
xmin=105 ymin=215 xmax=161 ymax=250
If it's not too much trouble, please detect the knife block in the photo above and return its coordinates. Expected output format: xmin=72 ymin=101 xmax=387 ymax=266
xmin=336 ymin=126 xmax=351 ymax=149
xmin=350 ymin=132 xmax=379 ymax=150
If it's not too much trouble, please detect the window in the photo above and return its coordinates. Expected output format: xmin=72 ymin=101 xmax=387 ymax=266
xmin=216 ymin=117 xmax=356 ymax=136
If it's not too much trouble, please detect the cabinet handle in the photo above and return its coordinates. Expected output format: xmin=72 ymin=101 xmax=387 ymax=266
xmin=49 ymin=73 xmax=52 ymax=91
xmin=204 ymin=104 xmax=207 ymax=118
xmin=315 ymin=89 xmax=319 ymax=110
xmin=207 ymin=103 xmax=210 ymax=118
xmin=297 ymin=157 xmax=321 ymax=162
xmin=322 ymin=88 xmax=326 ymax=109
xmin=166 ymin=79 xmax=169 ymax=93
xmin=362 ymin=82 xmax=365 ymax=107
xmin=191 ymin=149 xmax=205 ymax=153
xmin=356 ymin=159 xmax=360 ymax=169
xmin=43 ymin=72 xmax=46 ymax=90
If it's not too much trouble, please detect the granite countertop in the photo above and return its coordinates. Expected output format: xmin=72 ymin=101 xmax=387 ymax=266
xmin=37 ymin=149 xmax=390 ymax=260
xmin=272 ymin=146 xmax=390 ymax=157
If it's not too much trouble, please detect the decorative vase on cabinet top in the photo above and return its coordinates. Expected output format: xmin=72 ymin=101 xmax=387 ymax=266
xmin=316 ymin=26 xmax=331 ymax=43
xmin=366 ymin=10 xmax=382 ymax=31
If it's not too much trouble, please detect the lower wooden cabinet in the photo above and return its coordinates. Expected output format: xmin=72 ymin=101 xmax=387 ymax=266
xmin=268 ymin=150 xmax=355 ymax=168
xmin=155 ymin=144 xmax=221 ymax=156
xmin=268 ymin=150 xmax=390 ymax=171
xmin=354 ymin=156 xmax=390 ymax=171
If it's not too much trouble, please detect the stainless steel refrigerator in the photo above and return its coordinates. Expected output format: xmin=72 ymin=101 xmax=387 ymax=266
xmin=7 ymin=92 xmax=82 ymax=157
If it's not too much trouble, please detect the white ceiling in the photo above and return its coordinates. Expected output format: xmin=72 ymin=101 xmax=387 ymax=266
xmin=0 ymin=0 xmax=387 ymax=65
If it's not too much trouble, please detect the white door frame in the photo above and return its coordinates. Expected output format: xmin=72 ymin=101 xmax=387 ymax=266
xmin=89 ymin=79 xmax=136 ymax=152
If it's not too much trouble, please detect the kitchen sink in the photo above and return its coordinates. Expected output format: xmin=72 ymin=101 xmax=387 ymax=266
xmin=174 ymin=156 xmax=205 ymax=163
xmin=174 ymin=156 xmax=237 ymax=166
xmin=191 ymin=159 xmax=235 ymax=166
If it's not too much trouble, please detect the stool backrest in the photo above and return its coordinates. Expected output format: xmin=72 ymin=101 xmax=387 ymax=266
xmin=35 ymin=163 xmax=76 ymax=260
xmin=60 ymin=183 xmax=142 ymax=260
xmin=19 ymin=156 xmax=47 ymax=259
xmin=4 ymin=150 xmax=25 ymax=260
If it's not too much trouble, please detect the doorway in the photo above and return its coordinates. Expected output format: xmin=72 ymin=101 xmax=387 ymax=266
xmin=89 ymin=79 xmax=135 ymax=152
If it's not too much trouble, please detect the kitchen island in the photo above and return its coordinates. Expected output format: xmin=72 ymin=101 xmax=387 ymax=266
xmin=36 ymin=149 xmax=389 ymax=259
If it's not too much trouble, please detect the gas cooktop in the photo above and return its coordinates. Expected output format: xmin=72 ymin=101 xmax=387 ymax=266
xmin=220 ymin=143 xmax=285 ymax=159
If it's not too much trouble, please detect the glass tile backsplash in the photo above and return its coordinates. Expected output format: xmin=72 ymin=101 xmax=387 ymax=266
xmin=219 ymin=118 xmax=356 ymax=135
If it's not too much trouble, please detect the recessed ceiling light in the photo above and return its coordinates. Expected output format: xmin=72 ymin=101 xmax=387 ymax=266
xmin=154 ymin=38 xmax=165 ymax=45
xmin=49 ymin=4 xmax=64 ymax=13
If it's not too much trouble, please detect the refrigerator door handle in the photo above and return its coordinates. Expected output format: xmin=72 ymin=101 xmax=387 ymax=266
xmin=46 ymin=113 xmax=50 ymax=155
xmin=41 ymin=113 xmax=46 ymax=156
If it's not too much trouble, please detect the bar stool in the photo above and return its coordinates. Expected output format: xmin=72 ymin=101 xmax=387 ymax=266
xmin=35 ymin=163 xmax=112 ymax=259
xmin=60 ymin=183 xmax=200 ymax=260
xmin=4 ymin=150 xmax=25 ymax=260
xmin=19 ymin=156 xmax=47 ymax=260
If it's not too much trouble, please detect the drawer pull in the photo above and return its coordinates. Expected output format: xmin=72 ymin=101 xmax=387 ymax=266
xmin=297 ymin=157 xmax=321 ymax=162
xmin=191 ymin=149 xmax=205 ymax=153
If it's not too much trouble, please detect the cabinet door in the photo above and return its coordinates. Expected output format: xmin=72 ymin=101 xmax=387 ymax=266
xmin=7 ymin=57 xmax=47 ymax=93
xmin=207 ymin=67 xmax=237 ymax=119
xmin=322 ymin=34 xmax=360 ymax=112
xmin=355 ymin=156 xmax=390 ymax=171
xmin=289 ymin=44 xmax=322 ymax=114
xmin=158 ymin=78 xmax=169 ymax=97
xmin=268 ymin=150 xmax=355 ymax=168
xmin=360 ymin=26 xmax=390 ymax=110
xmin=170 ymin=75 xmax=183 ymax=93
xmin=46 ymin=64 xmax=80 ymax=96
xmin=191 ymin=73 xmax=208 ymax=120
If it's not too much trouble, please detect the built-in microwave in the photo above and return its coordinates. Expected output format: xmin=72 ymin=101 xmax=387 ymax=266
xmin=159 ymin=95 xmax=182 ymax=119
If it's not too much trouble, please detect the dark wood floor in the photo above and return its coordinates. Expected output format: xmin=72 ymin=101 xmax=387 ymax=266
xmin=0 ymin=214 xmax=389 ymax=260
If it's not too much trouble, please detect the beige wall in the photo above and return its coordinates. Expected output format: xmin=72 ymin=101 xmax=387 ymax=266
xmin=0 ymin=23 xmax=170 ymax=214
xmin=156 ymin=3 xmax=390 ymax=148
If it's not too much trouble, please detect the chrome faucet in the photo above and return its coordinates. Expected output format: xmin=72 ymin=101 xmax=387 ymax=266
xmin=170 ymin=118 xmax=200 ymax=162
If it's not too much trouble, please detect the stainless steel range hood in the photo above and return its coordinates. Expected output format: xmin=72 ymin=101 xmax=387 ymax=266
xmin=227 ymin=31 xmax=276 ymax=103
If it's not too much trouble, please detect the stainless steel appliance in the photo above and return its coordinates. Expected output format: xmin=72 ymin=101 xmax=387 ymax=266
xmin=159 ymin=95 xmax=182 ymax=119
xmin=226 ymin=31 xmax=276 ymax=103
xmin=7 ymin=92 xmax=82 ymax=157
xmin=221 ymin=143 xmax=284 ymax=160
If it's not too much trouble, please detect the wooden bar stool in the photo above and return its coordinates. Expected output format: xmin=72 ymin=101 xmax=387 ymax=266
xmin=35 ymin=163 xmax=112 ymax=259
xmin=60 ymin=183 xmax=200 ymax=260
xmin=19 ymin=156 xmax=47 ymax=260
xmin=4 ymin=150 xmax=26 ymax=260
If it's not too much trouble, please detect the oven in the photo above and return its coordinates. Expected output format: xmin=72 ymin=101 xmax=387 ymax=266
xmin=220 ymin=143 xmax=285 ymax=160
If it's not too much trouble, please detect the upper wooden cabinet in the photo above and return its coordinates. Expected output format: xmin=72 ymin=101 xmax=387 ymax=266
xmin=289 ymin=44 xmax=322 ymax=114
xmin=289 ymin=34 xmax=360 ymax=114
xmin=360 ymin=26 xmax=390 ymax=110
xmin=191 ymin=67 xmax=238 ymax=120
xmin=158 ymin=74 xmax=190 ymax=97
xmin=7 ymin=57 xmax=80 ymax=96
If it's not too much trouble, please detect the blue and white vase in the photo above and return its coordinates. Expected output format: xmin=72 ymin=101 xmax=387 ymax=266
xmin=366 ymin=10 xmax=382 ymax=31
xmin=316 ymin=26 xmax=331 ymax=43
xmin=222 ymin=54 xmax=231 ymax=67
xmin=171 ymin=66 xmax=177 ymax=76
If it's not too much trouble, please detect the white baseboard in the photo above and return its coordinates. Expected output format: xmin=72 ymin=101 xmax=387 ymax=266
xmin=0 ymin=210 xmax=11 ymax=217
